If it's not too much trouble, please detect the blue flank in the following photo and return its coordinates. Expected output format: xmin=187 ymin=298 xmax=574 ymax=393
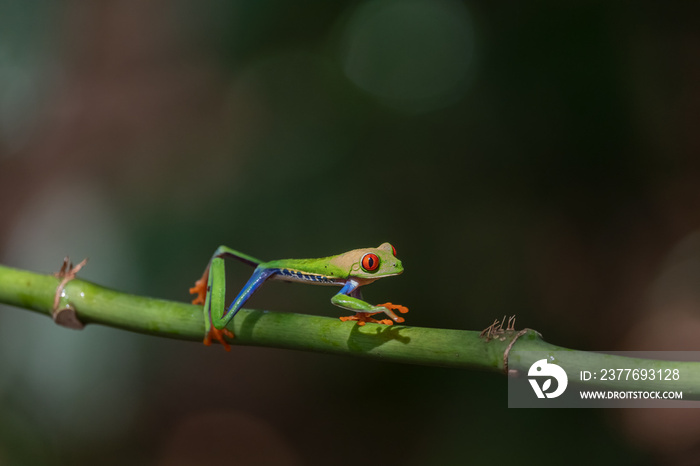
xmin=274 ymin=268 xmax=339 ymax=284
xmin=217 ymin=266 xmax=345 ymax=325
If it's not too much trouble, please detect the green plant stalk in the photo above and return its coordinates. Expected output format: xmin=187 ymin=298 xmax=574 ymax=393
xmin=1 ymin=264 xmax=699 ymax=399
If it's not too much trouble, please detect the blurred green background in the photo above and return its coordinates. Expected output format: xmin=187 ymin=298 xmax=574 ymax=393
xmin=1 ymin=1 xmax=700 ymax=464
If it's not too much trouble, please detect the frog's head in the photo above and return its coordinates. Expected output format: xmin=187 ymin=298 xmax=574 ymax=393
xmin=336 ymin=242 xmax=403 ymax=281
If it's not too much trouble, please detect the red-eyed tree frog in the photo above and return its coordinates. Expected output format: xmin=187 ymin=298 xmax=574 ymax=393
xmin=190 ymin=243 xmax=408 ymax=351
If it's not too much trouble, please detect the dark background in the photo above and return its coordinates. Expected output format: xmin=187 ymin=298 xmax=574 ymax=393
xmin=1 ymin=2 xmax=699 ymax=465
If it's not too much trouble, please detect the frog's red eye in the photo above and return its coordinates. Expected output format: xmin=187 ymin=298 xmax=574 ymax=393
xmin=361 ymin=253 xmax=380 ymax=272
xmin=391 ymin=245 xmax=397 ymax=257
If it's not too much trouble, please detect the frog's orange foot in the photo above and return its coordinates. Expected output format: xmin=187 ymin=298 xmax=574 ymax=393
xmin=378 ymin=302 xmax=409 ymax=315
xmin=203 ymin=326 xmax=234 ymax=351
xmin=339 ymin=313 xmax=394 ymax=327
xmin=189 ymin=272 xmax=209 ymax=305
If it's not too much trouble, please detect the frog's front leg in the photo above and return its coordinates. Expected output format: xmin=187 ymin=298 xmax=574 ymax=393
xmin=331 ymin=280 xmax=408 ymax=326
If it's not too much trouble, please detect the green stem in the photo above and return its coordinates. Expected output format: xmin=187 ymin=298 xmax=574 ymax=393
xmin=1 ymin=264 xmax=699 ymax=399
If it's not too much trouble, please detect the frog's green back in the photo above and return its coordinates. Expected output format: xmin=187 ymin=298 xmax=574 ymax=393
xmin=263 ymin=256 xmax=349 ymax=279
xmin=263 ymin=243 xmax=402 ymax=281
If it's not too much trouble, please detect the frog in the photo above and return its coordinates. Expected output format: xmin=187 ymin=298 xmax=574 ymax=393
xmin=190 ymin=243 xmax=408 ymax=350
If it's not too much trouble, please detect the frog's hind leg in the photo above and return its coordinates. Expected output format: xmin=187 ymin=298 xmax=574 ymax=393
xmin=190 ymin=246 xmax=264 ymax=304
xmin=211 ymin=246 xmax=263 ymax=268
xmin=202 ymin=257 xmax=232 ymax=348
xmin=203 ymin=262 xmax=277 ymax=351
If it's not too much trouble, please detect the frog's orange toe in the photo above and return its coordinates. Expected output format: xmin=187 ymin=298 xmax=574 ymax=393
xmin=203 ymin=326 xmax=234 ymax=351
xmin=189 ymin=275 xmax=208 ymax=305
xmin=339 ymin=313 xmax=394 ymax=326
xmin=378 ymin=302 xmax=409 ymax=314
